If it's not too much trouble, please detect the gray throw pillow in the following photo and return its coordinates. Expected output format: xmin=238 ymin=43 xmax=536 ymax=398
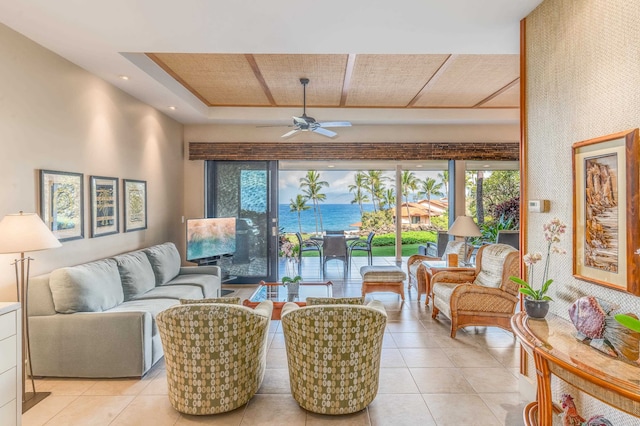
xmin=113 ymin=251 xmax=156 ymax=300
xmin=49 ymin=259 xmax=124 ymax=313
xmin=143 ymin=242 xmax=181 ymax=285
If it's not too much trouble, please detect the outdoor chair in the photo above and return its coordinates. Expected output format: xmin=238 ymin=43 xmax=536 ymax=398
xmin=322 ymin=235 xmax=348 ymax=278
xmin=295 ymin=232 xmax=322 ymax=275
xmin=281 ymin=300 xmax=387 ymax=414
xmin=156 ymin=300 xmax=273 ymax=414
xmin=348 ymin=231 xmax=375 ymax=266
xmin=496 ymin=229 xmax=520 ymax=250
xmin=431 ymin=243 xmax=520 ymax=338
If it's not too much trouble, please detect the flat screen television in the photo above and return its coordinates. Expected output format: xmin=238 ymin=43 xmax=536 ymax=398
xmin=186 ymin=217 xmax=237 ymax=261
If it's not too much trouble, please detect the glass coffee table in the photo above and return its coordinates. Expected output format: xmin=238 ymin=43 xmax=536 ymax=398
xmin=242 ymin=280 xmax=333 ymax=319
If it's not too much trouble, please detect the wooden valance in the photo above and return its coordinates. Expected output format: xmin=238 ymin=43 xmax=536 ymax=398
xmin=189 ymin=142 xmax=519 ymax=161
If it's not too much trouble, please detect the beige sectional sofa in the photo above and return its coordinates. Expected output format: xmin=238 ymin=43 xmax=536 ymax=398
xmin=27 ymin=242 xmax=221 ymax=378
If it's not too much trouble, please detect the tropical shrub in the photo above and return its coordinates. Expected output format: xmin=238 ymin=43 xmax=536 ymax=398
xmin=490 ymin=196 xmax=520 ymax=227
xmin=361 ymin=210 xmax=393 ymax=230
xmin=370 ymin=231 xmax=436 ymax=246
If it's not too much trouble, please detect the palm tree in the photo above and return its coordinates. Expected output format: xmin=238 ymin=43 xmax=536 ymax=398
xmin=289 ymin=194 xmax=310 ymax=235
xmin=418 ymin=177 xmax=444 ymax=225
xmin=380 ymin=187 xmax=395 ymax=210
xmin=437 ymin=170 xmax=449 ymax=199
xmin=348 ymin=172 xmax=370 ymax=215
xmin=401 ymin=170 xmax=419 ymax=225
xmin=299 ymin=170 xmax=329 ymax=234
xmin=476 ymin=171 xmax=485 ymax=225
xmin=364 ymin=170 xmax=388 ymax=212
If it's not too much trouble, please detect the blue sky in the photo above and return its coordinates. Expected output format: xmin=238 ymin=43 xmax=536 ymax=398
xmin=279 ymin=170 xmax=443 ymax=204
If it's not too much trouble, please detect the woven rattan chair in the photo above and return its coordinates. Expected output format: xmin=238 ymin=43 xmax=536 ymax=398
xmin=431 ymin=244 xmax=520 ymax=338
xmin=281 ymin=300 xmax=387 ymax=414
xmin=406 ymin=240 xmax=472 ymax=305
xmin=156 ymin=300 xmax=273 ymax=415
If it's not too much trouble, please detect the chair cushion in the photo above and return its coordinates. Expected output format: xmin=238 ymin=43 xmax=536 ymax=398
xmin=432 ymin=282 xmax=458 ymax=318
xmin=360 ymin=265 xmax=406 ymax=282
xmin=442 ymin=241 xmax=468 ymax=260
xmin=143 ymin=242 xmax=181 ymax=285
xmin=49 ymin=259 xmax=124 ymax=313
xmin=306 ymin=297 xmax=364 ymax=305
xmin=473 ymin=244 xmax=517 ymax=288
xmin=113 ymin=251 xmax=156 ymax=301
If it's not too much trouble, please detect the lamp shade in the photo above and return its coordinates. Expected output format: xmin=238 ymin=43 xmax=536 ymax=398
xmin=0 ymin=212 xmax=62 ymax=254
xmin=448 ymin=216 xmax=482 ymax=238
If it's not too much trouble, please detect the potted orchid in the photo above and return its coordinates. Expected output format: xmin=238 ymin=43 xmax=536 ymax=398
xmin=279 ymin=237 xmax=301 ymax=300
xmin=510 ymin=217 xmax=567 ymax=319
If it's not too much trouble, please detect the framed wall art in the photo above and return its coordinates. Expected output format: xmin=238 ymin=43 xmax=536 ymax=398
xmin=90 ymin=176 xmax=119 ymax=237
xmin=123 ymin=179 xmax=147 ymax=232
xmin=572 ymin=128 xmax=640 ymax=296
xmin=39 ymin=169 xmax=84 ymax=241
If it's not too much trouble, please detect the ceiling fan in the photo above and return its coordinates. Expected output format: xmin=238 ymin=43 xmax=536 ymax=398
xmin=280 ymin=78 xmax=352 ymax=138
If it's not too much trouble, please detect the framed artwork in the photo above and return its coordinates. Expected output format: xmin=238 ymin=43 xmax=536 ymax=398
xmin=90 ymin=176 xmax=119 ymax=237
xmin=123 ymin=179 xmax=147 ymax=232
xmin=39 ymin=170 xmax=84 ymax=242
xmin=572 ymin=128 xmax=640 ymax=296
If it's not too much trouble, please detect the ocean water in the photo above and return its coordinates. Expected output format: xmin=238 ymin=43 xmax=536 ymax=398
xmin=279 ymin=203 xmax=375 ymax=233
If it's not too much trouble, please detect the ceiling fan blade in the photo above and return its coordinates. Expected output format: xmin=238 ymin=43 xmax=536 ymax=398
xmin=312 ymin=127 xmax=337 ymax=138
xmin=318 ymin=121 xmax=352 ymax=128
xmin=281 ymin=129 xmax=300 ymax=138
xmin=293 ymin=116 xmax=307 ymax=125
xmin=256 ymin=124 xmax=293 ymax=128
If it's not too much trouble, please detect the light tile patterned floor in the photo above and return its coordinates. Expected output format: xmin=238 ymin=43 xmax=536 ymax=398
xmin=22 ymin=257 xmax=528 ymax=426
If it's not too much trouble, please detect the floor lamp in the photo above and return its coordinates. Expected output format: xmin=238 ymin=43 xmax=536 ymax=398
xmin=0 ymin=212 xmax=61 ymax=412
xmin=447 ymin=215 xmax=481 ymax=266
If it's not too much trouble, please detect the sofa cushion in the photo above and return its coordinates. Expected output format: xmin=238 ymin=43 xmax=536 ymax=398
xmin=107 ymin=298 xmax=178 ymax=336
xmin=143 ymin=242 xmax=182 ymax=285
xmin=113 ymin=251 xmax=156 ymax=301
xmin=164 ymin=274 xmax=219 ymax=298
xmin=49 ymin=259 xmax=124 ymax=313
xmin=132 ymin=285 xmax=203 ymax=301
xmin=473 ymin=244 xmax=517 ymax=288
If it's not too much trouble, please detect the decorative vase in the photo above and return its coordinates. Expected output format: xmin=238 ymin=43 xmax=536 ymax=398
xmin=286 ymin=281 xmax=300 ymax=302
xmin=524 ymin=298 xmax=550 ymax=320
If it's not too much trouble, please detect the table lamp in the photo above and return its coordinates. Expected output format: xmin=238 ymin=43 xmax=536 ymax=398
xmin=447 ymin=216 xmax=481 ymax=266
xmin=0 ymin=212 xmax=61 ymax=411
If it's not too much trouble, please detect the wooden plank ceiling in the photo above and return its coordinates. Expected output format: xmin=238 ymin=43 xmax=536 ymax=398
xmin=147 ymin=53 xmax=519 ymax=109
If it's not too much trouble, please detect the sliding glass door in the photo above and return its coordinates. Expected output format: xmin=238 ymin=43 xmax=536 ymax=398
xmin=205 ymin=161 xmax=279 ymax=283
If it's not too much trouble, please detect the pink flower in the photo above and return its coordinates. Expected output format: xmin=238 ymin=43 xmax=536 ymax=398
xmin=523 ymin=252 xmax=542 ymax=266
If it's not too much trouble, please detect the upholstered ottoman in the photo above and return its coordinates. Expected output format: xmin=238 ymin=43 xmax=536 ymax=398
xmin=360 ymin=265 xmax=406 ymax=300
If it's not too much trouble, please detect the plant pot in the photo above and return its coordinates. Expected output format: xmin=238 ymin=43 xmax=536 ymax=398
xmin=286 ymin=282 xmax=300 ymax=302
xmin=524 ymin=298 xmax=550 ymax=320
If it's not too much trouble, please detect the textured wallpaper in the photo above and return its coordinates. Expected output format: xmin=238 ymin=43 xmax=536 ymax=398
xmin=525 ymin=0 xmax=640 ymax=423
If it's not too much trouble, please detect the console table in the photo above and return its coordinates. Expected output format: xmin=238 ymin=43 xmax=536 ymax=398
xmin=511 ymin=312 xmax=640 ymax=425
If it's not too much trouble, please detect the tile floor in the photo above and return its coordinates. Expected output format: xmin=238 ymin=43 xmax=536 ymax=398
xmin=22 ymin=256 xmax=529 ymax=426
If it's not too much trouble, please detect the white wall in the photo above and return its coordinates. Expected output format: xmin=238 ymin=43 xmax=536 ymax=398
xmin=0 ymin=23 xmax=185 ymax=301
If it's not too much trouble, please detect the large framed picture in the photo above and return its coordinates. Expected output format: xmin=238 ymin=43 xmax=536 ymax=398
xmin=39 ymin=170 xmax=84 ymax=242
xmin=572 ymin=128 xmax=640 ymax=296
xmin=90 ymin=176 xmax=119 ymax=237
xmin=123 ymin=179 xmax=147 ymax=232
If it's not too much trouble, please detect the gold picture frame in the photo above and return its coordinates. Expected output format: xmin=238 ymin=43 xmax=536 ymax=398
xmin=123 ymin=179 xmax=147 ymax=232
xmin=572 ymin=128 xmax=640 ymax=295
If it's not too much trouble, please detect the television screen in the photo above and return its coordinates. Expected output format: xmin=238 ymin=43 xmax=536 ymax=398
xmin=186 ymin=217 xmax=237 ymax=261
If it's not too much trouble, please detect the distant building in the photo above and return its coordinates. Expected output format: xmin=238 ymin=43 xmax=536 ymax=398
xmin=395 ymin=199 xmax=448 ymax=225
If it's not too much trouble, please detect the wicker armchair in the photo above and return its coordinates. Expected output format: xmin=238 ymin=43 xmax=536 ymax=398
xmin=281 ymin=300 xmax=387 ymax=414
xmin=431 ymin=244 xmax=520 ymax=338
xmin=156 ymin=300 xmax=273 ymax=415
xmin=407 ymin=240 xmax=472 ymax=305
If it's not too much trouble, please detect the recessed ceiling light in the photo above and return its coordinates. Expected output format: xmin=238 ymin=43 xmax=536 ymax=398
xmin=327 ymin=165 xmax=335 ymax=168
xmin=483 ymin=164 xmax=491 ymax=168
xmin=168 ymin=106 xmax=177 ymax=110
xmin=416 ymin=165 xmax=423 ymax=168
xmin=118 ymin=75 xmax=129 ymax=80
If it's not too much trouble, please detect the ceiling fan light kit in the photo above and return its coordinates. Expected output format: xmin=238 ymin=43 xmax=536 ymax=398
xmin=281 ymin=78 xmax=351 ymax=139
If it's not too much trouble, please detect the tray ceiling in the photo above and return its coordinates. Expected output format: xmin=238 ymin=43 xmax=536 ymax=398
xmin=148 ymin=53 xmax=519 ymax=110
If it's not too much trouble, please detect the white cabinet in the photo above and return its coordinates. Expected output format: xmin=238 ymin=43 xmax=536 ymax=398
xmin=0 ymin=303 xmax=21 ymax=426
